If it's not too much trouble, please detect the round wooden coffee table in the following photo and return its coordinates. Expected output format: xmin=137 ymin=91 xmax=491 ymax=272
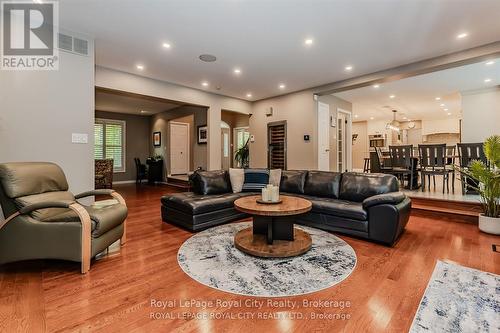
xmin=233 ymin=195 xmax=312 ymax=258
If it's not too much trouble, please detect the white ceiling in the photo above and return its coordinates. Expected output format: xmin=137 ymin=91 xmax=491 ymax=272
xmin=95 ymin=90 xmax=182 ymax=115
xmin=59 ymin=0 xmax=500 ymax=101
xmin=335 ymin=58 xmax=500 ymax=121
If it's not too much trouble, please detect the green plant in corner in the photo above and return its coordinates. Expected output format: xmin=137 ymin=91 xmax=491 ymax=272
xmin=457 ymin=135 xmax=500 ymax=234
xmin=234 ymin=138 xmax=250 ymax=168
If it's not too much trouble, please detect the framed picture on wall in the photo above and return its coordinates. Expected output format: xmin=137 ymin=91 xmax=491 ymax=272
xmin=153 ymin=131 xmax=161 ymax=147
xmin=197 ymin=125 xmax=208 ymax=144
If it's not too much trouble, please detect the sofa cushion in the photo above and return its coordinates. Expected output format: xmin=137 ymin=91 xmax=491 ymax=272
xmin=279 ymin=170 xmax=307 ymax=194
xmin=304 ymin=171 xmax=341 ymax=198
xmin=339 ymin=172 xmax=399 ymax=202
xmin=161 ymin=192 xmax=255 ymax=215
xmin=284 ymin=193 xmax=367 ymax=221
xmin=191 ymin=170 xmax=231 ymax=195
xmin=242 ymin=169 xmax=269 ymax=192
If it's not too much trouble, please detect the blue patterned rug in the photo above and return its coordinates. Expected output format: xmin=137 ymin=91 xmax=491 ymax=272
xmin=410 ymin=260 xmax=500 ymax=333
xmin=177 ymin=222 xmax=357 ymax=297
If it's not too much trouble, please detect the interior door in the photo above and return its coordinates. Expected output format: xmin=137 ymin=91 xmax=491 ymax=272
xmin=221 ymin=127 xmax=230 ymax=170
xmin=170 ymin=122 xmax=189 ymax=175
xmin=268 ymin=121 xmax=286 ymax=169
xmin=317 ymin=102 xmax=330 ymax=171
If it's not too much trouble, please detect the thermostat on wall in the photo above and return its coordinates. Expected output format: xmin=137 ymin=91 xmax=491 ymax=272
xmin=304 ymin=135 xmax=310 ymax=141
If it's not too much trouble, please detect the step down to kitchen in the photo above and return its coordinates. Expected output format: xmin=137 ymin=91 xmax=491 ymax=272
xmin=410 ymin=196 xmax=482 ymax=224
xmin=166 ymin=175 xmax=191 ymax=190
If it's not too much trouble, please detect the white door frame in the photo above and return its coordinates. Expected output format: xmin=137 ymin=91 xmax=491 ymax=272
xmin=317 ymin=101 xmax=330 ymax=171
xmin=169 ymin=121 xmax=190 ymax=175
xmin=337 ymin=108 xmax=352 ymax=172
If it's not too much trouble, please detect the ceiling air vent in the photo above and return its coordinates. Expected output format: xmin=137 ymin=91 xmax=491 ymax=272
xmin=57 ymin=33 xmax=90 ymax=56
xmin=73 ymin=38 xmax=88 ymax=55
xmin=58 ymin=33 xmax=73 ymax=52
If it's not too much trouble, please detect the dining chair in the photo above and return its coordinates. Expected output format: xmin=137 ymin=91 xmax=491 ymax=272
xmin=134 ymin=158 xmax=148 ymax=184
xmin=456 ymin=142 xmax=486 ymax=194
xmin=371 ymin=147 xmax=393 ymax=173
xmin=418 ymin=144 xmax=454 ymax=193
xmin=389 ymin=145 xmax=415 ymax=190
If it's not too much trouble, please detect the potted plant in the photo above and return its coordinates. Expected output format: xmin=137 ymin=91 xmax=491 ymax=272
xmin=234 ymin=138 xmax=250 ymax=168
xmin=458 ymin=135 xmax=500 ymax=234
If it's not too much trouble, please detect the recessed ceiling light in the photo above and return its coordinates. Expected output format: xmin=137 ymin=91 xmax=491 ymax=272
xmin=444 ymin=108 xmax=449 ymax=111
xmin=389 ymin=95 xmax=395 ymax=99
xmin=373 ymin=84 xmax=380 ymax=89
xmin=345 ymin=65 xmax=353 ymax=71
xmin=435 ymin=97 xmax=441 ymax=101
xmin=370 ymin=117 xmax=374 ymax=120
xmin=279 ymin=84 xmax=286 ymax=89
xmin=456 ymin=32 xmax=468 ymax=39
xmin=304 ymin=38 xmax=314 ymax=46
xmin=440 ymin=103 xmax=445 ymax=107
xmin=403 ymin=116 xmax=407 ymax=120
xmin=246 ymin=93 xmax=252 ymax=98
xmin=447 ymin=112 xmax=452 ymax=116
xmin=484 ymin=78 xmax=492 ymax=83
xmin=354 ymin=114 xmax=359 ymax=118
xmin=162 ymin=42 xmax=171 ymax=49
xmin=201 ymin=81 xmax=209 ymax=87
xmin=486 ymin=61 xmax=495 ymax=66
xmin=140 ymin=110 xmax=149 ymax=114
xmin=136 ymin=64 xmax=144 ymax=70
xmin=233 ymin=68 xmax=241 ymax=74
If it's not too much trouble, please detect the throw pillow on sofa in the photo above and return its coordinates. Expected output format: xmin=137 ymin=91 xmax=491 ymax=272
xmin=229 ymin=168 xmax=244 ymax=193
xmin=242 ymin=168 xmax=270 ymax=192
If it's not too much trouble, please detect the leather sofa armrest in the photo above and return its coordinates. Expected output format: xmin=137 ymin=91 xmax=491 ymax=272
xmin=362 ymin=192 xmax=406 ymax=209
xmin=75 ymin=189 xmax=115 ymax=199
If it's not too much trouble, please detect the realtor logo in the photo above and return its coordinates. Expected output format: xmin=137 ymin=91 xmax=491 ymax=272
xmin=1 ymin=0 xmax=59 ymax=70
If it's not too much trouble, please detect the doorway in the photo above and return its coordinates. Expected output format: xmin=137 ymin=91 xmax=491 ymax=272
xmin=234 ymin=127 xmax=250 ymax=167
xmin=337 ymin=109 xmax=352 ymax=172
xmin=170 ymin=122 xmax=190 ymax=175
xmin=221 ymin=121 xmax=230 ymax=170
xmin=317 ymin=101 xmax=330 ymax=171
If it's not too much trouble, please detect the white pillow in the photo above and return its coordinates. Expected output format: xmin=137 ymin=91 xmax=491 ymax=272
xmin=229 ymin=168 xmax=244 ymax=193
xmin=269 ymin=169 xmax=282 ymax=187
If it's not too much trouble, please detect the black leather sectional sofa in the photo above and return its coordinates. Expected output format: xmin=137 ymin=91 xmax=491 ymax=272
xmin=161 ymin=170 xmax=411 ymax=246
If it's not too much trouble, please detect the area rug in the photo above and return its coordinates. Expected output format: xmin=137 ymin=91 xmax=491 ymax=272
xmin=177 ymin=222 xmax=356 ymax=297
xmin=410 ymin=260 xmax=500 ymax=333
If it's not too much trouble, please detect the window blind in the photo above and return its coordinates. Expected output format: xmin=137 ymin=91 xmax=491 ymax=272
xmin=94 ymin=119 xmax=126 ymax=172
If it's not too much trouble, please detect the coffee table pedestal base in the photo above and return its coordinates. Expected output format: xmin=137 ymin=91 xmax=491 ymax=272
xmin=234 ymin=227 xmax=312 ymax=258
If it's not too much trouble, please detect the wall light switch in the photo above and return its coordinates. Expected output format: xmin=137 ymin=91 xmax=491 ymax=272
xmin=250 ymin=135 xmax=255 ymax=142
xmin=72 ymin=133 xmax=88 ymax=144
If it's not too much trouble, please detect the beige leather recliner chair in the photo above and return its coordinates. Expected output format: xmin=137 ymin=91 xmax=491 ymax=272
xmin=0 ymin=162 xmax=127 ymax=273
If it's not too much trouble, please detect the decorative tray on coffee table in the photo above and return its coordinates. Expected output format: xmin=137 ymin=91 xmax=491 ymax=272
xmin=256 ymin=199 xmax=283 ymax=205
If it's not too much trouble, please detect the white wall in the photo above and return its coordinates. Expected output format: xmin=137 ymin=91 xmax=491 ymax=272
xmin=0 ymin=48 xmax=95 ymax=194
xmin=462 ymin=88 xmax=500 ymax=142
xmin=95 ymin=67 xmax=252 ymax=170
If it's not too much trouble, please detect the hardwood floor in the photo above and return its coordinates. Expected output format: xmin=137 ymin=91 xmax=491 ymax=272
xmin=0 ymin=184 xmax=498 ymax=333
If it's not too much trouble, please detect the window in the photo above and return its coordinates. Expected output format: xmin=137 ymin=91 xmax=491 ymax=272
xmin=94 ymin=119 xmax=126 ymax=172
